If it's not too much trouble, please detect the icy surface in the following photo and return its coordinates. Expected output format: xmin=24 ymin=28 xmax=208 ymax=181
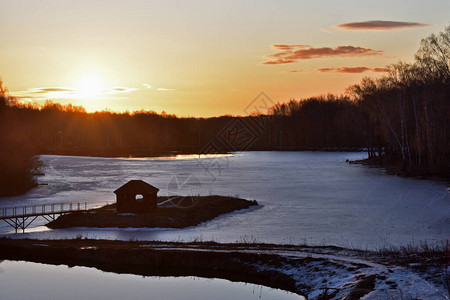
xmin=0 ymin=151 xmax=449 ymax=249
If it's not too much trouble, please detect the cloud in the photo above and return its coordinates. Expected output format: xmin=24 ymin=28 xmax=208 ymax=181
xmin=336 ymin=20 xmax=429 ymax=31
xmin=273 ymin=44 xmax=310 ymax=50
xmin=35 ymin=87 xmax=76 ymax=93
xmin=10 ymin=87 xmax=78 ymax=102
xmin=104 ymin=87 xmax=137 ymax=94
xmin=11 ymin=85 xmax=139 ymax=101
xmin=317 ymin=67 xmax=388 ymax=73
xmin=372 ymin=67 xmax=389 ymax=72
xmin=10 ymin=84 xmax=176 ymax=106
xmin=288 ymin=70 xmax=304 ymax=73
xmin=12 ymin=87 xmax=77 ymax=97
xmin=141 ymin=84 xmax=174 ymax=91
xmin=264 ymin=45 xmax=383 ymax=65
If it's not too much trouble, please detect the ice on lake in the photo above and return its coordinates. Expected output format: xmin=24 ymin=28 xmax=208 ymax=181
xmin=0 ymin=151 xmax=448 ymax=249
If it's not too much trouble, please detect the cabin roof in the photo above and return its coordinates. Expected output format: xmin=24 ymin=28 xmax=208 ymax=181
xmin=114 ymin=180 xmax=159 ymax=194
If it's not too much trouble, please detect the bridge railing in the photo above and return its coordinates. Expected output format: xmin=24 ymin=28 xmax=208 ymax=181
xmin=0 ymin=201 xmax=88 ymax=219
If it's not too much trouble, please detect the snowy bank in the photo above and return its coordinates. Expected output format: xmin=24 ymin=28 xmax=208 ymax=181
xmin=0 ymin=239 xmax=447 ymax=299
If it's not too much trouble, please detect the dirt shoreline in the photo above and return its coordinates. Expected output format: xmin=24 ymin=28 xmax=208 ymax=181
xmin=47 ymin=196 xmax=258 ymax=229
xmin=0 ymin=238 xmax=447 ymax=299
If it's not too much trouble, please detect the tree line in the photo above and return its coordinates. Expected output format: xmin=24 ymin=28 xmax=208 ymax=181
xmin=348 ymin=25 xmax=449 ymax=177
xmin=0 ymin=82 xmax=39 ymax=195
xmin=0 ymin=25 xmax=448 ymax=195
xmin=260 ymin=25 xmax=449 ymax=178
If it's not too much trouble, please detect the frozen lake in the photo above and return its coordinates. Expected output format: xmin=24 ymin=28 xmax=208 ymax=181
xmin=0 ymin=151 xmax=449 ymax=249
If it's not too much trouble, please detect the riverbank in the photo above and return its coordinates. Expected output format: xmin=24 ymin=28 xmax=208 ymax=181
xmin=40 ymin=147 xmax=224 ymax=158
xmin=47 ymin=196 xmax=258 ymax=229
xmin=349 ymin=156 xmax=450 ymax=180
xmin=0 ymin=238 xmax=447 ymax=299
xmin=40 ymin=147 xmax=366 ymax=158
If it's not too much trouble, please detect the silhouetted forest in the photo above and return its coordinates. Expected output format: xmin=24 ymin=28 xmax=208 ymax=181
xmin=272 ymin=25 xmax=450 ymax=177
xmin=0 ymin=26 xmax=448 ymax=195
xmin=0 ymin=82 xmax=39 ymax=195
xmin=348 ymin=25 xmax=450 ymax=177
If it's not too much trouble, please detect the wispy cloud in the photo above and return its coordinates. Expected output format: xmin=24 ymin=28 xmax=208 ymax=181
xmin=11 ymin=85 xmax=138 ymax=101
xmin=264 ymin=45 xmax=383 ymax=65
xmin=273 ymin=44 xmax=310 ymax=50
xmin=103 ymin=87 xmax=137 ymax=94
xmin=317 ymin=67 xmax=388 ymax=73
xmin=288 ymin=70 xmax=305 ymax=73
xmin=11 ymin=83 xmax=175 ymax=104
xmin=142 ymin=83 xmax=176 ymax=91
xmin=336 ymin=20 xmax=429 ymax=31
xmin=11 ymin=87 xmax=77 ymax=100
xmin=34 ymin=87 xmax=76 ymax=93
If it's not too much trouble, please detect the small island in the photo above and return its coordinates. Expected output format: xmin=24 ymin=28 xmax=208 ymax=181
xmin=47 ymin=195 xmax=258 ymax=229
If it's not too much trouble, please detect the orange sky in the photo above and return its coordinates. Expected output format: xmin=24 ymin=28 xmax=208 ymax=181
xmin=1 ymin=1 xmax=449 ymax=117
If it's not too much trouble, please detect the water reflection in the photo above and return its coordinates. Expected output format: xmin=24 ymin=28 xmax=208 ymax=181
xmin=0 ymin=260 xmax=304 ymax=300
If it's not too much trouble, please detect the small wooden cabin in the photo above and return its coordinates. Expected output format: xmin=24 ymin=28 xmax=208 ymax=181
xmin=114 ymin=180 xmax=159 ymax=213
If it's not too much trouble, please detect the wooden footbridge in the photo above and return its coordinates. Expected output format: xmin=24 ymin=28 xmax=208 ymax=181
xmin=0 ymin=202 xmax=88 ymax=233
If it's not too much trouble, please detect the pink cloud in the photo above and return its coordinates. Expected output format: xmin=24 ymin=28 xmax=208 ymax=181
xmin=336 ymin=20 xmax=429 ymax=31
xmin=264 ymin=45 xmax=383 ymax=65
xmin=317 ymin=67 xmax=388 ymax=73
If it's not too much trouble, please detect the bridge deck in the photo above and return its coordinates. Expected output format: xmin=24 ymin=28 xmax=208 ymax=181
xmin=0 ymin=202 xmax=89 ymax=233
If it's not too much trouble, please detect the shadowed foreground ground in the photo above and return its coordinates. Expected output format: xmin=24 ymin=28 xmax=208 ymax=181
xmin=0 ymin=238 xmax=447 ymax=299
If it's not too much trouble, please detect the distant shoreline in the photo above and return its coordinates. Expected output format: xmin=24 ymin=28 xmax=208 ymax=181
xmin=349 ymin=156 xmax=450 ymax=181
xmin=39 ymin=147 xmax=367 ymax=158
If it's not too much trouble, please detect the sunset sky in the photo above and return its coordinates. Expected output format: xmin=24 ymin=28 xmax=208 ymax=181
xmin=1 ymin=0 xmax=449 ymax=117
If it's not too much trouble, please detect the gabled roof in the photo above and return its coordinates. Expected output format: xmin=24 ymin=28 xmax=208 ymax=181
xmin=114 ymin=180 xmax=159 ymax=194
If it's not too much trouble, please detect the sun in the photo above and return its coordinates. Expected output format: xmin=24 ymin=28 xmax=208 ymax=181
xmin=77 ymin=75 xmax=104 ymax=99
